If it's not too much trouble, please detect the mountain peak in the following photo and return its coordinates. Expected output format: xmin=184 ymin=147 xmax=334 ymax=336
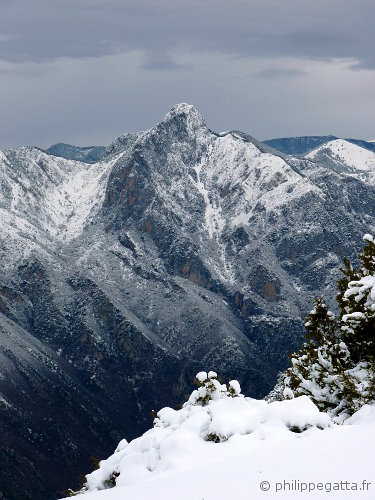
xmin=162 ymin=103 xmax=206 ymax=130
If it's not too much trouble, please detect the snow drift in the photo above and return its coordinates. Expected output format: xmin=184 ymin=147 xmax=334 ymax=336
xmin=64 ymin=372 xmax=375 ymax=500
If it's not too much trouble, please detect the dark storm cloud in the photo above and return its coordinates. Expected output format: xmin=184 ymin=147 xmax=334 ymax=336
xmin=0 ymin=0 xmax=374 ymax=69
xmin=0 ymin=0 xmax=375 ymax=149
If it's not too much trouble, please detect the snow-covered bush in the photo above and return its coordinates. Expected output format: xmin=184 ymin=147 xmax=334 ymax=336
xmin=282 ymin=234 xmax=375 ymax=419
xmin=187 ymin=371 xmax=241 ymax=406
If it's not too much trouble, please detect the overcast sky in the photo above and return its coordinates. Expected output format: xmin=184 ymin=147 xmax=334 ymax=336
xmin=1 ymin=0 xmax=375 ymax=149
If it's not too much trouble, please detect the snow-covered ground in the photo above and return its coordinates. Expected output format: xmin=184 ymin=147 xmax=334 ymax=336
xmin=67 ymin=373 xmax=375 ymax=500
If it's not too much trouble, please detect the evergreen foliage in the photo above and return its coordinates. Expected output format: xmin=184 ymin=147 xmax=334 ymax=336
xmin=188 ymin=371 xmax=241 ymax=406
xmin=283 ymin=235 xmax=375 ymax=418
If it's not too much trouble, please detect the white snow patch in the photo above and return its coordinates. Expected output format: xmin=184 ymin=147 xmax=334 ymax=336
xmin=196 ymin=371 xmax=208 ymax=383
xmin=194 ymin=146 xmax=225 ymax=240
xmin=191 ymin=142 xmax=236 ymax=284
xmin=0 ymin=394 xmax=13 ymax=409
xmin=363 ymin=233 xmax=375 ymax=244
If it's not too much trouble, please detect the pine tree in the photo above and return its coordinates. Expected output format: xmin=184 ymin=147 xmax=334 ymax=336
xmin=338 ymin=234 xmax=375 ymax=363
xmin=283 ymin=234 xmax=375 ymax=418
xmin=284 ymin=298 xmax=349 ymax=413
xmin=304 ymin=297 xmax=336 ymax=345
xmin=188 ymin=371 xmax=242 ymax=406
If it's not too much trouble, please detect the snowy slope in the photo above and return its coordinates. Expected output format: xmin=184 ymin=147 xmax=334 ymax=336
xmin=69 ymin=374 xmax=375 ymax=500
xmin=0 ymin=147 xmax=113 ymax=239
xmin=42 ymin=154 xmax=114 ymax=241
xmin=306 ymin=139 xmax=375 ymax=179
xmin=208 ymin=133 xmax=322 ymax=227
xmin=0 ymin=147 xmax=114 ymax=267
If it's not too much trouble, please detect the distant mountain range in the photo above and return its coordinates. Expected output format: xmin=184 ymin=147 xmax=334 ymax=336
xmin=2 ymin=106 xmax=375 ymax=499
xmin=46 ymin=135 xmax=375 ymax=164
xmin=46 ymin=143 xmax=106 ymax=163
xmin=263 ymin=135 xmax=375 ymax=155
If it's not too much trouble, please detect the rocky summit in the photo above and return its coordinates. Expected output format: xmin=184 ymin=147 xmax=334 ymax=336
xmin=1 ymin=104 xmax=375 ymax=499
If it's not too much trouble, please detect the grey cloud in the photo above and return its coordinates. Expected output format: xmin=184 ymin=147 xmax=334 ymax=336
xmin=1 ymin=1 xmax=375 ymax=149
xmin=349 ymin=60 xmax=375 ymax=70
xmin=140 ymin=52 xmax=182 ymax=71
xmin=0 ymin=0 xmax=374 ymax=69
xmin=0 ymin=61 xmax=53 ymax=77
xmin=253 ymin=68 xmax=308 ymax=80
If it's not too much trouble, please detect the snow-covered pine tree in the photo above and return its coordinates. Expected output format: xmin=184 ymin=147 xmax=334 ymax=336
xmin=338 ymin=234 xmax=375 ymax=363
xmin=283 ymin=234 xmax=375 ymax=418
xmin=337 ymin=234 xmax=375 ymax=412
xmin=283 ymin=297 xmax=349 ymax=413
xmin=188 ymin=371 xmax=241 ymax=406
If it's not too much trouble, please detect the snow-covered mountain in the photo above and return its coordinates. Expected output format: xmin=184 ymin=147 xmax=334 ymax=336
xmin=65 ymin=372 xmax=375 ymax=500
xmin=1 ymin=104 xmax=375 ymax=499
xmin=305 ymin=138 xmax=375 ymax=179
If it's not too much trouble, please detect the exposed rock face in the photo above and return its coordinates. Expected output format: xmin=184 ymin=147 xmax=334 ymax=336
xmin=1 ymin=105 xmax=375 ymax=498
